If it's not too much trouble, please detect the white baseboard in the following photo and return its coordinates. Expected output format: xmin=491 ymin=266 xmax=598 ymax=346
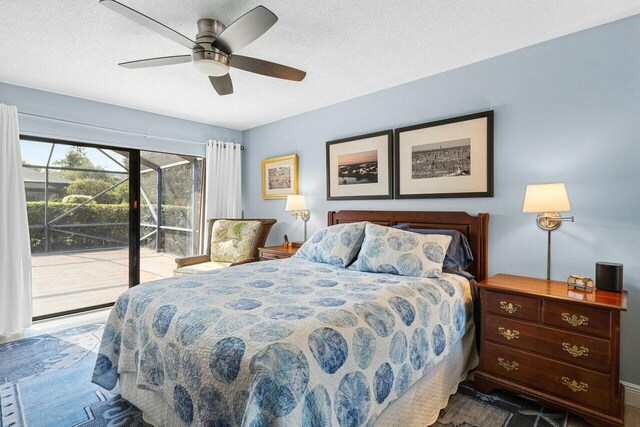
xmin=623 ymin=381 xmax=640 ymax=408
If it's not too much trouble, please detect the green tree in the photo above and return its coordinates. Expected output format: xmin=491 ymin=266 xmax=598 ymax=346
xmin=52 ymin=147 xmax=116 ymax=183
xmin=112 ymin=180 xmax=129 ymax=204
xmin=66 ymin=178 xmax=127 ymax=204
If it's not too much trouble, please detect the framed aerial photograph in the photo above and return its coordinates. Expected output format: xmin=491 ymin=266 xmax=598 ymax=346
xmin=326 ymin=130 xmax=393 ymax=200
xmin=262 ymin=154 xmax=298 ymax=199
xmin=395 ymin=111 xmax=493 ymax=198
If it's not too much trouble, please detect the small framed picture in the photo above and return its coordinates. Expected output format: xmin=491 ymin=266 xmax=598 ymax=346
xmin=326 ymin=130 xmax=393 ymax=200
xmin=262 ymin=154 xmax=298 ymax=199
xmin=395 ymin=111 xmax=493 ymax=198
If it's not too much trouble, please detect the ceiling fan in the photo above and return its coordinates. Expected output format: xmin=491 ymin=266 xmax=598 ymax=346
xmin=99 ymin=0 xmax=307 ymax=95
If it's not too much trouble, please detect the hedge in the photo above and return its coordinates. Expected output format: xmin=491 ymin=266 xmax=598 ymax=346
xmin=27 ymin=201 xmax=195 ymax=254
xmin=62 ymin=195 xmax=95 ymax=204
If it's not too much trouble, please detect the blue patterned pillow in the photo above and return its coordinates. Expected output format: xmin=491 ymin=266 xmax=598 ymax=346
xmin=293 ymin=222 xmax=366 ymax=267
xmin=352 ymin=223 xmax=452 ymax=278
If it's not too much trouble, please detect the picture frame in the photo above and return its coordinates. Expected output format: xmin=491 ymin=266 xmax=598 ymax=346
xmin=262 ymin=154 xmax=298 ymax=199
xmin=394 ymin=111 xmax=494 ymax=199
xmin=326 ymin=130 xmax=393 ymax=200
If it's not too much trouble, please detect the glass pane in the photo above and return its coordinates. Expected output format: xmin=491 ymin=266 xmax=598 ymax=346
xmin=139 ymin=151 xmax=202 ymax=283
xmin=49 ymin=145 xmax=127 ymax=173
xmin=23 ymin=139 xmax=131 ymax=317
xmin=20 ymin=139 xmax=53 ymax=167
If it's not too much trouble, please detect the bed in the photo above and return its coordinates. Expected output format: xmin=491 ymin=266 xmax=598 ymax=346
xmin=93 ymin=210 xmax=489 ymax=426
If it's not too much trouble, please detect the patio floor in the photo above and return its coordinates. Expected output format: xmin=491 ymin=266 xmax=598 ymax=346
xmin=32 ymin=248 xmax=177 ymax=317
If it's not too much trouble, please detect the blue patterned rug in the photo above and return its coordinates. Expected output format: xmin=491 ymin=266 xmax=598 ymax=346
xmin=0 ymin=324 xmax=573 ymax=427
xmin=0 ymin=323 xmax=147 ymax=427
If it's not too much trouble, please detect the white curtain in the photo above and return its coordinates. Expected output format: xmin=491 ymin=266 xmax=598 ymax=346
xmin=0 ymin=104 xmax=32 ymax=336
xmin=204 ymin=140 xmax=242 ymax=221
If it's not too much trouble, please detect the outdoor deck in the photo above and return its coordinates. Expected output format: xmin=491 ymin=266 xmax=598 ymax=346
xmin=32 ymin=248 xmax=176 ymax=317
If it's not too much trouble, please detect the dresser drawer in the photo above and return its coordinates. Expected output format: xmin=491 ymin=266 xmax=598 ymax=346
xmin=484 ymin=314 xmax=611 ymax=372
xmin=542 ymin=300 xmax=611 ymax=338
xmin=484 ymin=290 xmax=540 ymax=322
xmin=483 ymin=342 xmax=611 ymax=413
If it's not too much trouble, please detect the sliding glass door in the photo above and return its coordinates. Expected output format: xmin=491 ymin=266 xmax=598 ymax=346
xmin=20 ymin=136 xmax=203 ymax=319
xmin=20 ymin=136 xmax=139 ymax=319
xmin=138 ymin=151 xmax=203 ymax=283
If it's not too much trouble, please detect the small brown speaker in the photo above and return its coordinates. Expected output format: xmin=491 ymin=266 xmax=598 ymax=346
xmin=595 ymin=262 xmax=623 ymax=292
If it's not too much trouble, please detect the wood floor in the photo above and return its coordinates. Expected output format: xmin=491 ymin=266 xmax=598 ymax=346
xmin=565 ymin=405 xmax=640 ymax=426
xmin=31 ymin=248 xmax=176 ymax=317
xmin=565 ymin=411 xmax=640 ymax=426
xmin=624 ymin=406 xmax=640 ymax=427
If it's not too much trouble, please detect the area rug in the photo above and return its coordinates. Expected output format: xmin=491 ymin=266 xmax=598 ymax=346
xmin=434 ymin=381 xmax=576 ymax=427
xmin=0 ymin=324 xmax=575 ymax=427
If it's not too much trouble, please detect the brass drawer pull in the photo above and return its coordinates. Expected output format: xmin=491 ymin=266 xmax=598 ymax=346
xmin=499 ymin=301 xmax=522 ymax=314
xmin=561 ymin=377 xmax=588 ymax=392
xmin=562 ymin=343 xmax=589 ymax=358
xmin=497 ymin=357 xmax=519 ymax=372
xmin=498 ymin=327 xmax=520 ymax=340
xmin=561 ymin=312 xmax=589 ymax=327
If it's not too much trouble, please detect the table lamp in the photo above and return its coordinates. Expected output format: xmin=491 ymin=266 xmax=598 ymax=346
xmin=522 ymin=183 xmax=574 ymax=280
xmin=285 ymin=195 xmax=310 ymax=244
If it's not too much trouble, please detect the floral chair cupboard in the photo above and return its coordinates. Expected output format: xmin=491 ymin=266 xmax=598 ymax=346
xmin=174 ymin=218 xmax=276 ymax=275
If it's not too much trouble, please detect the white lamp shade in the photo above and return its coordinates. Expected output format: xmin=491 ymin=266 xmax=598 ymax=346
xmin=522 ymin=183 xmax=571 ymax=213
xmin=285 ymin=195 xmax=307 ymax=211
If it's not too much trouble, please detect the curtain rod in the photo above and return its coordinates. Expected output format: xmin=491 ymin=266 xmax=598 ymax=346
xmin=210 ymin=141 xmax=244 ymax=150
xmin=17 ymin=111 xmax=242 ymax=147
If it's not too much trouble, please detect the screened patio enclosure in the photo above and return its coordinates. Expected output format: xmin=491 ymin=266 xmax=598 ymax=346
xmin=21 ymin=137 xmax=204 ymax=318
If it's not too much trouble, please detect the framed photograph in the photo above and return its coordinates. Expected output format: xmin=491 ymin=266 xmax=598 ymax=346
xmin=262 ymin=154 xmax=298 ymax=199
xmin=395 ymin=111 xmax=493 ymax=198
xmin=326 ymin=130 xmax=393 ymax=200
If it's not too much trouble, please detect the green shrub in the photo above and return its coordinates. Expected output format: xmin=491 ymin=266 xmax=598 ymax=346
xmin=27 ymin=201 xmax=129 ymax=252
xmin=65 ymin=178 xmax=125 ymax=204
xmin=62 ymin=195 xmax=94 ymax=204
xmin=27 ymin=201 xmax=195 ymax=254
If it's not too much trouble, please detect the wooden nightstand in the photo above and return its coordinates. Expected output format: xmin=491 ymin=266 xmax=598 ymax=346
xmin=475 ymin=274 xmax=627 ymax=427
xmin=258 ymin=245 xmax=298 ymax=261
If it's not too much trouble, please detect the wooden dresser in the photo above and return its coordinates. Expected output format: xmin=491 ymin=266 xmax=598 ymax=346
xmin=258 ymin=245 xmax=298 ymax=261
xmin=475 ymin=274 xmax=627 ymax=427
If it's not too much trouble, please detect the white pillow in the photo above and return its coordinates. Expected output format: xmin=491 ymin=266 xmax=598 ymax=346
xmin=351 ymin=223 xmax=452 ymax=278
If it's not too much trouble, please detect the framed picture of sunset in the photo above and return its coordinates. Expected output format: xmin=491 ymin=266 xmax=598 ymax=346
xmin=326 ymin=130 xmax=393 ymax=200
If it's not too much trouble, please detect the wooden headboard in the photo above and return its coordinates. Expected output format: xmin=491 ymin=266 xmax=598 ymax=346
xmin=328 ymin=210 xmax=489 ymax=281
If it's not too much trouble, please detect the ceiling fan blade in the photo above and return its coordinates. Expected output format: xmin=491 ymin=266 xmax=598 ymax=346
xmin=209 ymin=74 xmax=233 ymax=96
xmin=231 ymin=55 xmax=306 ymax=81
xmin=100 ymin=0 xmax=198 ymax=50
xmin=119 ymin=55 xmax=192 ymax=69
xmin=213 ymin=5 xmax=278 ymax=54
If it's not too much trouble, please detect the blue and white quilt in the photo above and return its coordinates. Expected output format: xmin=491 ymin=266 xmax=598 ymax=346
xmin=92 ymin=258 xmax=473 ymax=426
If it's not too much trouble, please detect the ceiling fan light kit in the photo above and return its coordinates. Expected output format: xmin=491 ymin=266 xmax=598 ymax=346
xmin=192 ymin=19 xmax=229 ymax=77
xmin=99 ymin=0 xmax=306 ymax=95
xmin=192 ymin=50 xmax=230 ymax=77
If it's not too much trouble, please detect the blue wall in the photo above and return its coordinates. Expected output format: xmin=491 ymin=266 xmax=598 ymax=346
xmin=243 ymin=16 xmax=640 ymax=383
xmin=0 ymin=82 xmax=242 ymax=156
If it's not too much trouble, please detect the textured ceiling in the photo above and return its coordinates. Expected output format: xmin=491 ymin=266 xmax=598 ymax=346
xmin=0 ymin=1 xmax=638 ymax=130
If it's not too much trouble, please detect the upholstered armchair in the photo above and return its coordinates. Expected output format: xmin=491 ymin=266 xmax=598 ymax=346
xmin=174 ymin=218 xmax=276 ymax=275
